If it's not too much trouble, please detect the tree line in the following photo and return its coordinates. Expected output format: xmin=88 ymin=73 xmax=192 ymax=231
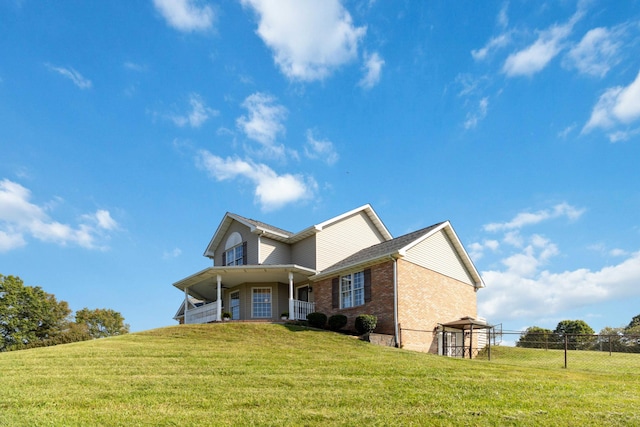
xmin=516 ymin=316 xmax=640 ymax=351
xmin=0 ymin=274 xmax=129 ymax=352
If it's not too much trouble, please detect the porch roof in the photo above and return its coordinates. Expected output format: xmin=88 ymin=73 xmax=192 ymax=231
xmin=440 ymin=317 xmax=490 ymax=330
xmin=172 ymin=264 xmax=316 ymax=301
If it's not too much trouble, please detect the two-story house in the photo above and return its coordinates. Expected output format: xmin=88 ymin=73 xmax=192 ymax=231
xmin=172 ymin=204 xmax=486 ymax=353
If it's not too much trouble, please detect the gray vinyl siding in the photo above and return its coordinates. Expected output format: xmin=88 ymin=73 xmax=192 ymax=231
xmin=292 ymin=235 xmax=316 ymax=270
xmin=213 ymin=221 xmax=259 ymax=266
xmin=403 ymin=229 xmax=474 ymax=286
xmin=316 ymin=211 xmax=387 ymax=271
xmin=260 ymin=237 xmax=291 ymax=265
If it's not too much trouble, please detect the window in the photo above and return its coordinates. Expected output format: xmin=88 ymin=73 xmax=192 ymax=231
xmin=340 ymin=271 xmax=364 ymax=309
xmin=230 ymin=291 xmax=240 ymax=320
xmin=332 ymin=268 xmax=370 ymax=310
xmin=225 ymin=244 xmax=244 ymax=266
xmin=252 ymin=288 xmax=272 ymax=318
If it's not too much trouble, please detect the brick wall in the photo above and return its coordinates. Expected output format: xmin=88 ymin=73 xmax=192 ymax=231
xmin=313 ymin=258 xmax=478 ymax=354
xmin=313 ymin=261 xmax=396 ymax=335
xmin=397 ymin=259 xmax=477 ymax=352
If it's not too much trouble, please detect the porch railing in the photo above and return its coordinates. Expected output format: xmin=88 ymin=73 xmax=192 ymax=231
xmin=292 ymin=300 xmax=315 ymax=321
xmin=185 ymin=302 xmax=218 ymax=324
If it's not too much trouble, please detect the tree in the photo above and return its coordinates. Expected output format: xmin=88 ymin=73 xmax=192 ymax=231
xmin=625 ymin=314 xmax=640 ymax=332
xmin=597 ymin=326 xmax=626 ymax=352
xmin=0 ymin=274 xmax=72 ymax=351
xmin=554 ymin=319 xmax=595 ymax=350
xmin=75 ymin=308 xmax=129 ymax=339
xmin=516 ymin=326 xmax=557 ymax=349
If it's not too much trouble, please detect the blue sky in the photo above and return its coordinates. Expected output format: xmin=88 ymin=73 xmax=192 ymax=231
xmin=1 ymin=0 xmax=640 ymax=336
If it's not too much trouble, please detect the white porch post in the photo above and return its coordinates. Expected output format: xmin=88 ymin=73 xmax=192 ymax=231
xmin=184 ymin=287 xmax=189 ymax=324
xmin=288 ymin=272 xmax=294 ymax=320
xmin=216 ymin=274 xmax=222 ymax=322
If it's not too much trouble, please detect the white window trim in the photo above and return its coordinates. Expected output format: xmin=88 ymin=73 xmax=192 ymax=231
xmin=340 ymin=271 xmax=364 ymax=309
xmin=251 ymin=287 xmax=272 ymax=319
xmin=229 ymin=290 xmax=240 ymax=320
xmin=225 ymin=243 xmax=244 ymax=266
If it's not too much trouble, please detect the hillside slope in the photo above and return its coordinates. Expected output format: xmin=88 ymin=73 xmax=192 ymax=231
xmin=1 ymin=323 xmax=638 ymax=426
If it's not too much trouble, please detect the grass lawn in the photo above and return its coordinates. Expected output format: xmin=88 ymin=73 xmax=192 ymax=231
xmin=1 ymin=323 xmax=639 ymax=426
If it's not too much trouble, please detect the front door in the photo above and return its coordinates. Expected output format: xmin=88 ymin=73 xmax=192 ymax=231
xmin=230 ymin=291 xmax=240 ymax=320
xmin=297 ymin=286 xmax=309 ymax=302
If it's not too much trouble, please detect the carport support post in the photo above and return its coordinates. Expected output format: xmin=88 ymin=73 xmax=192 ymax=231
xmin=216 ymin=274 xmax=222 ymax=322
xmin=288 ymin=272 xmax=294 ymax=321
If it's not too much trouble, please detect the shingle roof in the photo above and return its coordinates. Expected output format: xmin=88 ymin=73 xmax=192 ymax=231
xmin=230 ymin=213 xmax=294 ymax=237
xmin=319 ymin=222 xmax=445 ymax=275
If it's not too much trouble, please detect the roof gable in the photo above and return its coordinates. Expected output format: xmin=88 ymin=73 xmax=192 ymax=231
xmin=313 ymin=221 xmax=485 ymax=288
xmin=203 ymin=212 xmax=293 ymax=258
xmin=203 ymin=205 xmax=391 ymax=258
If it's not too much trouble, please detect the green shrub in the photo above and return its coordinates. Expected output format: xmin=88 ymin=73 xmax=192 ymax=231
xmin=306 ymin=312 xmax=327 ymax=329
xmin=327 ymin=314 xmax=348 ymax=331
xmin=355 ymin=314 xmax=377 ymax=334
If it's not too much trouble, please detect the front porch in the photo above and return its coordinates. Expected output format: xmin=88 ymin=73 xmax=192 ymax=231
xmin=183 ymin=299 xmax=315 ymax=324
xmin=173 ymin=265 xmax=316 ymax=324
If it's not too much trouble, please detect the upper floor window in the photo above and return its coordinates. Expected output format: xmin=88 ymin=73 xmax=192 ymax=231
xmin=225 ymin=244 xmax=244 ymax=266
xmin=223 ymin=232 xmax=246 ymax=266
xmin=341 ymin=271 xmax=364 ymax=308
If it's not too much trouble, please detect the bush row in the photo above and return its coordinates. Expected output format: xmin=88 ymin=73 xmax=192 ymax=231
xmin=306 ymin=312 xmax=377 ymax=334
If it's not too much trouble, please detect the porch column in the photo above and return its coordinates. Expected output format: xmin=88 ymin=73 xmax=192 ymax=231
xmin=216 ymin=274 xmax=222 ymax=322
xmin=288 ymin=272 xmax=294 ymax=320
xmin=184 ymin=287 xmax=189 ymax=324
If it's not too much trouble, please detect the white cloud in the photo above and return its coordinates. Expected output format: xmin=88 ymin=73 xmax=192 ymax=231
xmin=477 ymin=200 xmax=640 ymax=326
xmin=468 ymin=239 xmax=500 ymax=261
xmin=607 ymin=127 xmax=640 ymax=143
xmin=359 ymin=51 xmax=384 ymax=89
xmin=557 ymin=123 xmax=576 ymax=139
xmin=240 ymin=0 xmax=366 ymax=81
xmin=197 ymin=150 xmax=316 ymax=211
xmin=163 ymin=247 xmax=182 ymax=259
xmin=236 ymin=92 xmax=288 ymax=157
xmin=304 ymin=130 xmax=339 ymax=165
xmin=472 ymin=33 xmax=511 ymax=61
xmin=0 ymin=179 xmax=118 ymax=251
xmin=583 ymin=70 xmax=640 ymax=133
xmin=484 ymin=202 xmax=585 ymax=232
xmin=153 ymin=0 xmax=215 ymax=32
xmin=497 ymin=2 xmax=509 ymax=28
xmin=169 ymin=93 xmax=218 ymax=128
xmin=124 ymin=62 xmax=147 ymax=72
xmin=464 ymin=97 xmax=489 ymax=129
xmin=45 ymin=64 xmax=92 ymax=89
xmin=564 ymin=27 xmax=622 ymax=78
xmin=479 ymin=251 xmax=640 ymax=321
xmin=502 ymin=8 xmax=583 ymax=77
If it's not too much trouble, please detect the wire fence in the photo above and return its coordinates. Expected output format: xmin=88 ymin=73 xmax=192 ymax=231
xmin=475 ymin=331 xmax=640 ymax=373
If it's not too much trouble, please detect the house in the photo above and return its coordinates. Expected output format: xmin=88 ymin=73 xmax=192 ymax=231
xmin=172 ymin=204 xmax=487 ymax=354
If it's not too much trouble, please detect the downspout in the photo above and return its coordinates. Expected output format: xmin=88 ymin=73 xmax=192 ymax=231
xmin=390 ymin=255 xmax=400 ymax=348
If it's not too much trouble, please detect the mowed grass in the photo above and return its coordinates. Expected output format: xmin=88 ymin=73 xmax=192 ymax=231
xmin=1 ymin=324 xmax=639 ymax=426
xmin=478 ymin=345 xmax=640 ymax=374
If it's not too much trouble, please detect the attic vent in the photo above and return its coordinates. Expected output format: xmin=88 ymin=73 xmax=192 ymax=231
xmin=225 ymin=232 xmax=242 ymax=250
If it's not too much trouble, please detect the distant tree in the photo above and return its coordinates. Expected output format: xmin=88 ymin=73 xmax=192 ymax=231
xmin=554 ymin=320 xmax=595 ymax=349
xmin=516 ymin=326 xmax=557 ymax=349
xmin=625 ymin=314 xmax=640 ymax=332
xmin=624 ymin=319 xmax=640 ymax=350
xmin=0 ymin=274 xmax=72 ymax=351
xmin=597 ymin=326 xmax=626 ymax=352
xmin=75 ymin=308 xmax=129 ymax=339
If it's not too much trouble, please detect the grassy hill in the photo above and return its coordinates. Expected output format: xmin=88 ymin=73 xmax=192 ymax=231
xmin=1 ymin=323 xmax=638 ymax=426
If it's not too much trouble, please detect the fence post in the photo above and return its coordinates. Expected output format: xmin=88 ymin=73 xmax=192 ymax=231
xmin=564 ymin=335 xmax=568 ymax=369
xmin=609 ymin=335 xmax=612 ymax=356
